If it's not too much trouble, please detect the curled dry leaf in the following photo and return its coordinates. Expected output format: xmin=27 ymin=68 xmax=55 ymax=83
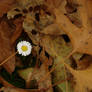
xmin=0 ymin=0 xmax=92 ymax=92
xmin=64 ymin=63 xmax=92 ymax=92
xmin=33 ymin=64 xmax=53 ymax=92
xmin=0 ymin=20 xmax=15 ymax=73
xmin=18 ymin=63 xmax=53 ymax=92
xmin=40 ymin=35 xmax=73 ymax=92
xmin=0 ymin=0 xmax=15 ymax=17
xmin=54 ymin=8 xmax=92 ymax=55
xmin=73 ymin=54 xmax=92 ymax=70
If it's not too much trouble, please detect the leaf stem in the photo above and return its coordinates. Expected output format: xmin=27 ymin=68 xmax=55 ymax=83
xmin=0 ymin=52 xmax=18 ymax=66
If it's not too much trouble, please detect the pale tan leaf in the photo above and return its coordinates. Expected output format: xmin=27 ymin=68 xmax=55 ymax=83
xmin=64 ymin=63 xmax=92 ymax=92
xmin=54 ymin=8 xmax=92 ymax=55
xmin=41 ymin=23 xmax=65 ymax=35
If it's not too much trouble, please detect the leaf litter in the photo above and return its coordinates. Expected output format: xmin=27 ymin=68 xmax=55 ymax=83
xmin=0 ymin=0 xmax=92 ymax=92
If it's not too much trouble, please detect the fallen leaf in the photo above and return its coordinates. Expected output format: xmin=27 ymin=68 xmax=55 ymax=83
xmin=0 ymin=0 xmax=15 ymax=17
xmin=0 ymin=19 xmax=15 ymax=73
xmin=11 ymin=17 xmax=23 ymax=44
xmin=18 ymin=64 xmax=53 ymax=92
xmin=66 ymin=13 xmax=82 ymax=28
xmin=40 ymin=35 xmax=74 ymax=92
xmin=40 ymin=35 xmax=72 ymax=58
xmin=34 ymin=64 xmax=53 ymax=92
xmin=77 ymin=55 xmax=92 ymax=70
xmin=64 ymin=63 xmax=92 ymax=92
xmin=0 ymin=87 xmax=40 ymax=92
xmin=18 ymin=68 xmax=33 ymax=82
xmin=86 ymin=0 xmax=92 ymax=25
xmin=45 ymin=0 xmax=64 ymax=8
xmin=54 ymin=8 xmax=92 ymax=55
xmin=41 ymin=23 xmax=65 ymax=35
xmin=53 ymin=59 xmax=73 ymax=92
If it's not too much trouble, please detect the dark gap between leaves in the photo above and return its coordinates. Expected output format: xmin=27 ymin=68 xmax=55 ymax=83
xmin=62 ymin=34 xmax=70 ymax=42
xmin=30 ymin=80 xmax=38 ymax=89
xmin=0 ymin=68 xmax=25 ymax=88
xmin=71 ymin=57 xmax=77 ymax=69
xmin=31 ymin=29 xmax=37 ymax=35
xmin=22 ymin=9 xmax=28 ymax=13
xmin=16 ymin=30 xmax=33 ymax=45
xmin=39 ymin=46 xmax=43 ymax=54
xmin=29 ymin=6 xmax=33 ymax=12
xmin=14 ymin=8 xmax=20 ymax=12
xmin=0 ymin=83 xmax=3 ymax=88
xmin=14 ymin=14 xmax=22 ymax=19
xmin=34 ymin=5 xmax=41 ymax=12
xmin=45 ymin=51 xmax=49 ymax=58
xmin=35 ymin=13 xmax=40 ymax=21
xmin=79 ymin=54 xmax=88 ymax=61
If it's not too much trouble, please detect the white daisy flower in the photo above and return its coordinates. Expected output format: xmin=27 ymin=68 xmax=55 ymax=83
xmin=17 ymin=41 xmax=32 ymax=56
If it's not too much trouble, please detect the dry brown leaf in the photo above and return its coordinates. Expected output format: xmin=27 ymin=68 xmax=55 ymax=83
xmin=75 ymin=0 xmax=91 ymax=30
xmin=0 ymin=0 xmax=15 ymax=17
xmin=66 ymin=13 xmax=82 ymax=28
xmin=76 ymin=55 xmax=92 ymax=70
xmin=41 ymin=23 xmax=65 ymax=35
xmin=0 ymin=76 xmax=39 ymax=92
xmin=45 ymin=0 xmax=64 ymax=8
xmin=85 ymin=0 xmax=92 ymax=27
xmin=40 ymin=35 xmax=72 ymax=58
xmin=54 ymin=8 xmax=92 ymax=55
xmin=0 ymin=87 xmax=39 ymax=92
xmin=0 ymin=20 xmax=15 ymax=73
xmin=34 ymin=64 xmax=53 ymax=92
xmin=1 ymin=87 xmax=40 ymax=92
xmin=64 ymin=63 xmax=92 ymax=92
xmin=11 ymin=18 xmax=23 ymax=44
xmin=18 ymin=64 xmax=53 ymax=92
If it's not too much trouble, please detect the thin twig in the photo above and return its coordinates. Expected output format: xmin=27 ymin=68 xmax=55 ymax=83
xmin=40 ymin=77 xmax=70 ymax=92
xmin=38 ymin=49 xmax=76 ymax=84
xmin=63 ymin=64 xmax=68 ymax=92
xmin=0 ymin=52 xmax=17 ymax=66
xmin=26 ymin=56 xmax=39 ymax=88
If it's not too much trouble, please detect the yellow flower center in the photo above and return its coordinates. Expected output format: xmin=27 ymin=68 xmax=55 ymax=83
xmin=21 ymin=45 xmax=28 ymax=52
